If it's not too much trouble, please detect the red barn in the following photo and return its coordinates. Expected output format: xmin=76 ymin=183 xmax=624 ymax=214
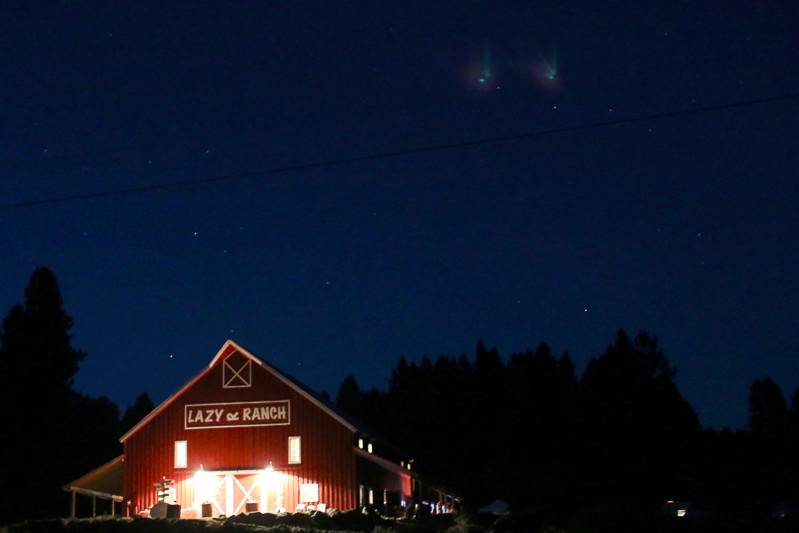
xmin=65 ymin=340 xmax=456 ymax=518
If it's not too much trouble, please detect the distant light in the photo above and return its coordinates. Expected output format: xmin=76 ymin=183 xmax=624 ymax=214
xmin=677 ymin=509 xmax=687 ymax=518
xmin=367 ymin=442 xmax=373 ymax=454
xmin=478 ymin=77 xmax=486 ymax=84
xmin=358 ymin=438 xmax=364 ymax=449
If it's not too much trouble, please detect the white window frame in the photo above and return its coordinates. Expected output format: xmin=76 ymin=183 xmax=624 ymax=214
xmin=174 ymin=440 xmax=187 ymax=468
xmin=288 ymin=435 xmax=301 ymax=464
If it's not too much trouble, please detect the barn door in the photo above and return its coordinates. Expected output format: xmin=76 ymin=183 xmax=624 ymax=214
xmin=199 ymin=472 xmax=285 ymax=517
xmin=230 ymin=474 xmax=260 ymax=515
xmin=199 ymin=473 xmax=227 ymax=517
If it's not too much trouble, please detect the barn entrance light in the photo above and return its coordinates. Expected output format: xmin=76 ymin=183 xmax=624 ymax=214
xmin=193 ymin=465 xmax=214 ymax=509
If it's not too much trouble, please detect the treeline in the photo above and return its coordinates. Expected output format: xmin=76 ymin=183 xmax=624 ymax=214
xmin=2 ymin=267 xmax=798 ymax=525
xmin=0 ymin=268 xmax=154 ymax=523
xmin=336 ymin=336 xmax=799 ymax=519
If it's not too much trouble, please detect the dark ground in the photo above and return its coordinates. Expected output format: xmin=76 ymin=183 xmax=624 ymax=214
xmin=6 ymin=508 xmax=799 ymax=533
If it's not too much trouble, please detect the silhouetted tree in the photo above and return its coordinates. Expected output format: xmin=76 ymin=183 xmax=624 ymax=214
xmin=336 ymin=375 xmax=363 ymax=418
xmin=0 ymin=268 xmax=120 ymax=523
xmin=749 ymin=377 xmax=787 ymax=434
xmin=120 ymin=393 xmax=155 ymax=434
xmin=331 ymin=329 xmax=799 ymax=522
xmin=579 ymin=330 xmax=698 ymax=502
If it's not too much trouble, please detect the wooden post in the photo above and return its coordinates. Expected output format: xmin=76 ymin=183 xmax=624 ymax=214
xmin=91 ymin=495 xmax=96 ymax=517
xmin=70 ymin=490 xmax=76 ymax=518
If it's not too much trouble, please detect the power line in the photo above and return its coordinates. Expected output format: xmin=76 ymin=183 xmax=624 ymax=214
xmin=1 ymin=91 xmax=797 ymax=211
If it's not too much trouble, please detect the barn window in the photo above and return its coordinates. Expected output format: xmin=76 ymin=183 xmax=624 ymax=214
xmin=174 ymin=440 xmax=187 ymax=468
xmin=288 ymin=436 xmax=301 ymax=464
xmin=367 ymin=442 xmax=373 ymax=454
xmin=359 ymin=484 xmax=365 ymax=507
xmin=358 ymin=438 xmax=364 ymax=449
xmin=368 ymin=488 xmax=374 ymax=505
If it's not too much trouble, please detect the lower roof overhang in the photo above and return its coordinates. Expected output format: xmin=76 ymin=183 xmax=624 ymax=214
xmin=63 ymin=454 xmax=125 ymax=502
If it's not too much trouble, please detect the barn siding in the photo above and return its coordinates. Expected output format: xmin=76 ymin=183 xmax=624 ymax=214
xmin=123 ymin=344 xmax=356 ymax=514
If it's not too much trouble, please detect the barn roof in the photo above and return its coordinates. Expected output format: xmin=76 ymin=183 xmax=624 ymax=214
xmin=119 ymin=339 xmax=358 ymax=442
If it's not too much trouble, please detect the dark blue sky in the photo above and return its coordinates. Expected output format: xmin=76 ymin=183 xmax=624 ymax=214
xmin=1 ymin=1 xmax=797 ymax=428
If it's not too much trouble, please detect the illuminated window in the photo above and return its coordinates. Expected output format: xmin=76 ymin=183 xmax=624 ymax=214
xmin=359 ymin=484 xmax=365 ymax=507
xmin=174 ymin=441 xmax=187 ymax=468
xmin=383 ymin=489 xmax=388 ymax=505
xmin=358 ymin=438 xmax=364 ymax=449
xmin=300 ymin=483 xmax=319 ymax=503
xmin=288 ymin=436 xmax=301 ymax=464
xmin=367 ymin=442 xmax=373 ymax=454
xmin=368 ymin=488 xmax=374 ymax=505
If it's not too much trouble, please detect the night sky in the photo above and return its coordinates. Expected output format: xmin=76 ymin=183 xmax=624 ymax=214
xmin=1 ymin=2 xmax=797 ymax=429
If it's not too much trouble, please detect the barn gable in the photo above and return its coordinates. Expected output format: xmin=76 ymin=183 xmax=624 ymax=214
xmin=120 ymin=339 xmax=356 ymax=443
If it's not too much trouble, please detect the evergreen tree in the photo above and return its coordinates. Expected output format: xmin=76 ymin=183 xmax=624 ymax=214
xmin=579 ymin=330 xmax=698 ymax=501
xmin=336 ymin=375 xmax=363 ymax=418
xmin=749 ymin=377 xmax=787 ymax=434
xmin=0 ymin=268 xmax=119 ymax=522
xmin=0 ymin=268 xmax=87 ymax=521
xmin=120 ymin=393 xmax=155 ymax=434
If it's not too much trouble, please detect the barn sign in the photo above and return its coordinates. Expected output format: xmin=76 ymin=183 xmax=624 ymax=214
xmin=184 ymin=400 xmax=291 ymax=429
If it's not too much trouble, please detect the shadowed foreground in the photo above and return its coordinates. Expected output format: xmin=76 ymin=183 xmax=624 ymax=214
xmin=5 ymin=509 xmax=799 ymax=533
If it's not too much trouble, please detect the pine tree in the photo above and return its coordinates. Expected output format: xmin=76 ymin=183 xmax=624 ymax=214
xmin=120 ymin=393 xmax=156 ymax=434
